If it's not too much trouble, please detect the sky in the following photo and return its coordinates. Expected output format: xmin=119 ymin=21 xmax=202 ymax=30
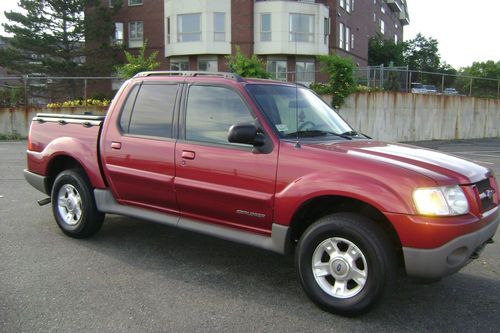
xmin=403 ymin=0 xmax=500 ymax=68
xmin=0 ymin=0 xmax=499 ymax=69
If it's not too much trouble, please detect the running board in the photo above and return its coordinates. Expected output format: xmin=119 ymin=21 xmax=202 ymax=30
xmin=94 ymin=189 xmax=289 ymax=254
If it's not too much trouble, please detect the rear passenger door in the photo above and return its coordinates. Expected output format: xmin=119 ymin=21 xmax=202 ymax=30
xmin=174 ymin=84 xmax=278 ymax=233
xmin=101 ymin=82 xmax=179 ymax=214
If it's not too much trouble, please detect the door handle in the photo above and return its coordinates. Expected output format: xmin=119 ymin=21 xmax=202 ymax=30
xmin=111 ymin=142 xmax=122 ymax=150
xmin=181 ymin=150 xmax=195 ymax=160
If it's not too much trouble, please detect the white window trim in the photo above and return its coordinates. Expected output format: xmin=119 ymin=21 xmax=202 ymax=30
xmin=113 ymin=22 xmax=124 ymax=45
xmin=266 ymin=58 xmax=288 ymax=81
xmin=296 ymin=59 xmax=315 ymax=84
xmin=345 ymin=26 xmax=351 ymax=51
xmin=128 ymin=0 xmax=143 ymax=7
xmin=339 ymin=22 xmax=345 ymax=49
xmin=170 ymin=57 xmax=189 ymax=71
xmin=261 ymin=13 xmax=272 ymax=42
xmin=214 ymin=12 xmax=226 ymax=42
xmin=198 ymin=56 xmax=219 ymax=72
xmin=289 ymin=13 xmax=315 ymax=43
xmin=177 ymin=13 xmax=202 ymax=43
xmin=128 ymin=21 xmax=143 ymax=48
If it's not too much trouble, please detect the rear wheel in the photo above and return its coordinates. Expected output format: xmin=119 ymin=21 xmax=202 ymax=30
xmin=295 ymin=213 xmax=395 ymax=316
xmin=51 ymin=169 xmax=104 ymax=238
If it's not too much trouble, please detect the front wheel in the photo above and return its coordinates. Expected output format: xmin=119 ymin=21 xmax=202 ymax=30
xmin=295 ymin=213 xmax=395 ymax=316
xmin=51 ymin=168 xmax=104 ymax=238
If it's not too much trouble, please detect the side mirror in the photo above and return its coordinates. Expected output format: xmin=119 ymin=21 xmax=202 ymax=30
xmin=228 ymin=123 xmax=265 ymax=147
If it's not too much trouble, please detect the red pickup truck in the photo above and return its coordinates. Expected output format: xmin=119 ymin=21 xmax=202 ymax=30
xmin=24 ymin=71 xmax=499 ymax=315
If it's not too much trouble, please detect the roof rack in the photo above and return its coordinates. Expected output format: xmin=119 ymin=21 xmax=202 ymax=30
xmin=133 ymin=71 xmax=244 ymax=82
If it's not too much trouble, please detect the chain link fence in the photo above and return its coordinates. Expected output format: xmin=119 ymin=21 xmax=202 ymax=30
xmin=1 ymin=68 xmax=498 ymax=108
xmin=355 ymin=65 xmax=500 ymax=98
xmin=0 ymin=76 xmax=121 ymax=107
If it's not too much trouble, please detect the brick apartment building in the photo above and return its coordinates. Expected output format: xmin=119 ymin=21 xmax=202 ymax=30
xmin=105 ymin=0 xmax=409 ymax=84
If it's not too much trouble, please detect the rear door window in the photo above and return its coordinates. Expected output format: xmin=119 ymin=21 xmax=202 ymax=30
xmin=120 ymin=83 xmax=178 ymax=138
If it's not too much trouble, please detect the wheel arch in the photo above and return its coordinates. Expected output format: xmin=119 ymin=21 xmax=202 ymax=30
xmin=287 ymin=195 xmax=403 ymax=262
xmin=46 ymin=155 xmax=88 ymax=194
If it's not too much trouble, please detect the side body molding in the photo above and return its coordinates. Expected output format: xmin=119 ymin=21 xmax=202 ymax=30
xmin=94 ymin=189 xmax=290 ymax=254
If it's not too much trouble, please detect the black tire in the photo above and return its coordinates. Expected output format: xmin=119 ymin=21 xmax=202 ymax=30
xmin=295 ymin=213 xmax=395 ymax=316
xmin=51 ymin=168 xmax=104 ymax=238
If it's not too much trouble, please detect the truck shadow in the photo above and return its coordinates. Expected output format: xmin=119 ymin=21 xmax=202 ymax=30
xmin=83 ymin=215 xmax=500 ymax=330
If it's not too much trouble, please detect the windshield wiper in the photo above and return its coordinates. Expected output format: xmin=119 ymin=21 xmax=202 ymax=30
xmin=341 ymin=130 xmax=371 ymax=139
xmin=284 ymin=130 xmax=352 ymax=140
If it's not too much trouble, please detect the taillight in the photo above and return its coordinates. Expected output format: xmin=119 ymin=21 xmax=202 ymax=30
xmin=27 ymin=123 xmax=33 ymax=151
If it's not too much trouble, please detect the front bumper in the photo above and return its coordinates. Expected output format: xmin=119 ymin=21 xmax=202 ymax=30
xmin=23 ymin=169 xmax=49 ymax=195
xmin=403 ymin=208 xmax=499 ymax=278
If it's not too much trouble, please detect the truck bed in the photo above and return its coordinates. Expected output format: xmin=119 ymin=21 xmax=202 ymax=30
xmin=27 ymin=112 xmax=107 ymax=190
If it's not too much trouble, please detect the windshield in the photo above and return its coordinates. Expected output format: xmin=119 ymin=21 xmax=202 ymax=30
xmin=246 ymin=84 xmax=353 ymax=139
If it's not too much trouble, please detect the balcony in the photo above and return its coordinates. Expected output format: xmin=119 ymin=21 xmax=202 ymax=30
xmin=254 ymin=0 xmax=329 ymax=56
xmin=386 ymin=0 xmax=402 ymax=13
xmin=399 ymin=9 xmax=410 ymax=26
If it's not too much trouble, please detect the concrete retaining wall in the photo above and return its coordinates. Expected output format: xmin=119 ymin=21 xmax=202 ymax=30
xmin=0 ymin=107 xmax=107 ymax=138
xmin=334 ymin=92 xmax=500 ymax=142
xmin=1 ymin=93 xmax=499 ymax=141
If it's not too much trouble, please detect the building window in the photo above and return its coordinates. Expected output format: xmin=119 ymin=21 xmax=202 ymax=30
xmin=338 ymin=22 xmax=344 ymax=48
xmin=394 ymin=34 xmax=398 ymax=44
xmin=128 ymin=21 xmax=143 ymax=48
xmin=170 ymin=58 xmax=189 ymax=71
xmin=128 ymin=0 xmax=143 ymax=6
xmin=324 ymin=17 xmax=330 ymax=44
xmin=296 ymin=59 xmax=315 ymax=84
xmin=345 ymin=26 xmax=351 ymax=51
xmin=381 ymin=5 xmax=385 ymax=14
xmin=178 ymin=13 xmax=201 ymax=42
xmin=261 ymin=13 xmax=271 ymax=41
xmin=351 ymin=33 xmax=355 ymax=49
xmin=340 ymin=0 xmax=353 ymax=12
xmin=380 ymin=19 xmax=385 ymax=34
xmin=113 ymin=22 xmax=124 ymax=45
xmin=214 ymin=12 xmax=225 ymax=41
xmin=267 ymin=59 xmax=287 ymax=81
xmin=166 ymin=17 xmax=170 ymax=44
xmin=289 ymin=14 xmax=314 ymax=42
xmin=198 ymin=57 xmax=218 ymax=72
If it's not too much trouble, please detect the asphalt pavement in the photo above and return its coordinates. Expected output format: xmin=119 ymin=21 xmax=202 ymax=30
xmin=1 ymin=139 xmax=499 ymax=332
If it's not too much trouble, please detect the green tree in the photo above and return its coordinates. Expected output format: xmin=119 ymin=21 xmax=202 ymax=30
xmin=226 ymin=46 xmax=271 ymax=79
xmin=317 ymin=55 xmax=356 ymax=108
xmin=403 ymin=33 xmax=443 ymax=85
xmin=115 ymin=41 xmax=160 ymax=79
xmin=456 ymin=60 xmax=500 ymax=98
xmin=0 ymin=0 xmax=122 ymax=76
xmin=368 ymin=35 xmax=405 ymax=67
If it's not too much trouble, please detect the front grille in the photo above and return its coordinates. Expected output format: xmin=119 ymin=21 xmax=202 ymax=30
xmin=475 ymin=179 xmax=495 ymax=212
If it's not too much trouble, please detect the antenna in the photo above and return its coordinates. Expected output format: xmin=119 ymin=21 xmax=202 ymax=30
xmin=294 ymin=31 xmax=301 ymax=148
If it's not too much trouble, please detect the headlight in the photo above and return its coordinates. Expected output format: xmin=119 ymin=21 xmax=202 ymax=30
xmin=413 ymin=185 xmax=469 ymax=216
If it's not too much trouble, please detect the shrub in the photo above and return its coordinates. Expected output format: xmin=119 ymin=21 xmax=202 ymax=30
xmin=115 ymin=41 xmax=160 ymax=79
xmin=317 ymin=55 xmax=356 ymax=108
xmin=47 ymin=99 xmax=111 ymax=108
xmin=226 ymin=46 xmax=271 ymax=79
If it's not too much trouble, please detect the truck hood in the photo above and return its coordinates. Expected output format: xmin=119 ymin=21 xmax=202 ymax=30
xmin=307 ymin=140 xmax=491 ymax=184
